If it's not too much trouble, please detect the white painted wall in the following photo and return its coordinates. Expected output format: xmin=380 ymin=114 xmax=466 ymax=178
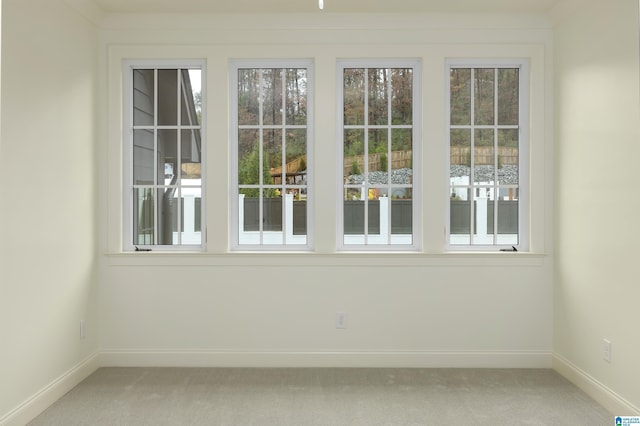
xmin=98 ymin=14 xmax=555 ymax=368
xmin=554 ymin=0 xmax=640 ymax=413
xmin=0 ymin=0 xmax=99 ymax=423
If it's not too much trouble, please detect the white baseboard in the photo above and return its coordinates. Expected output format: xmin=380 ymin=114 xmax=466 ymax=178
xmin=8 ymin=351 xmax=637 ymax=425
xmin=0 ymin=349 xmax=553 ymax=426
xmin=0 ymin=353 xmax=100 ymax=426
xmin=553 ymin=353 xmax=639 ymax=415
xmin=100 ymin=349 xmax=552 ymax=369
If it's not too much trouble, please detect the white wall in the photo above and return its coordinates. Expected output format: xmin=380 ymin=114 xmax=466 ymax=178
xmin=554 ymin=0 xmax=640 ymax=413
xmin=0 ymin=0 xmax=99 ymax=423
xmin=98 ymin=14 xmax=555 ymax=368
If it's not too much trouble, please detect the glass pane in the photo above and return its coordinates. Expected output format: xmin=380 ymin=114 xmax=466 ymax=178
xmin=241 ymin=190 xmax=259 ymax=232
xmin=178 ymin=192 xmax=202 ymax=245
xmin=450 ymin=196 xmax=471 ymax=242
xmin=344 ymin=199 xmax=380 ymax=236
xmin=366 ymin=196 xmax=386 ymax=245
xmin=238 ymin=129 xmax=260 ymax=186
xmin=344 ymin=129 xmax=365 ymax=182
xmin=194 ymin=197 xmax=202 ymax=233
xmin=474 ymin=68 xmax=495 ymax=126
xmin=391 ymin=192 xmax=412 ymax=236
xmin=262 ymin=69 xmax=283 ymax=126
xmin=174 ymin=191 xmax=201 ymax=243
xmin=344 ymin=198 xmax=364 ymax=242
xmin=238 ymin=69 xmax=260 ymax=125
xmin=450 ymin=129 xmax=471 ymax=180
xmin=450 ymin=68 xmax=471 ymax=126
xmin=133 ymin=188 xmax=155 ymax=245
xmin=263 ymin=129 xmax=282 ymax=186
xmin=158 ymin=130 xmax=178 ymax=186
xmin=368 ymin=186 xmax=388 ymax=200
xmin=286 ymin=69 xmax=307 ymax=125
xmin=171 ymin=196 xmax=183 ymax=232
xmin=474 ymin=189 xmax=494 ymax=245
xmin=133 ymin=69 xmax=154 ymax=126
xmin=181 ymin=129 xmax=202 ymax=179
xmin=368 ymin=68 xmax=389 ymax=125
xmin=391 ymin=129 xmax=412 ymax=175
xmin=498 ymin=129 xmax=519 ymax=185
xmin=158 ymin=187 xmax=178 ymax=245
xmin=263 ymin=189 xmax=282 ymax=232
xmin=497 ymin=197 xmax=518 ymax=243
xmin=391 ymin=186 xmax=411 ymax=201
xmin=157 ymin=69 xmax=178 ymax=126
xmin=292 ymin=196 xmax=307 ymax=236
xmin=366 ymin=199 xmax=381 ymax=236
xmin=344 ymin=187 xmax=363 ymax=201
xmin=498 ymin=68 xmax=519 ymax=126
xmin=391 ymin=68 xmax=412 ymax=125
xmin=474 ymin=129 xmax=494 ymax=183
xmin=344 ymin=68 xmax=365 ymax=126
xmin=133 ymin=129 xmax=155 ymax=185
xmin=181 ymin=69 xmax=202 ymax=126
xmin=263 ymin=189 xmax=283 ymax=245
xmin=285 ymin=129 xmax=307 ymax=184
xmin=369 ymin=129 xmax=388 ymax=184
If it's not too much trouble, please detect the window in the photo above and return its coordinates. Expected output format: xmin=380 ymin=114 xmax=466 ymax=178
xmin=124 ymin=61 xmax=205 ymax=250
xmin=338 ymin=60 xmax=421 ymax=250
xmin=230 ymin=60 xmax=312 ymax=250
xmin=447 ymin=60 xmax=529 ymax=249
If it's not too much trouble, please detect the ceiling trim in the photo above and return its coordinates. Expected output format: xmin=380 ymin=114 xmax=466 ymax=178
xmin=72 ymin=11 xmax=554 ymax=32
xmin=63 ymin=0 xmax=567 ymax=28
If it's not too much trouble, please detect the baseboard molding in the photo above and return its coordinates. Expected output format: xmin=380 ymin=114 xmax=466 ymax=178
xmin=0 ymin=353 xmax=100 ymax=426
xmin=553 ymin=353 xmax=640 ymax=415
xmin=100 ymin=349 xmax=552 ymax=369
xmin=9 ymin=351 xmax=638 ymax=425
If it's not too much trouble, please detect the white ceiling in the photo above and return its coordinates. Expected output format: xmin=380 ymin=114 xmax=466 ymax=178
xmin=90 ymin=0 xmax=565 ymax=15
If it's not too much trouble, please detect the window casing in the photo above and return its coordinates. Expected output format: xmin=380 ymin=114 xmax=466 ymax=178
xmin=123 ymin=60 xmax=205 ymax=251
xmin=230 ymin=60 xmax=313 ymax=250
xmin=337 ymin=60 xmax=421 ymax=251
xmin=447 ymin=60 xmax=529 ymax=250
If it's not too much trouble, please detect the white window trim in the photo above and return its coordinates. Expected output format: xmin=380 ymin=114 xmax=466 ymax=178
xmin=229 ymin=59 xmax=315 ymax=251
xmin=122 ymin=59 xmax=207 ymax=252
xmin=445 ymin=58 xmax=530 ymax=252
xmin=336 ymin=59 xmax=422 ymax=252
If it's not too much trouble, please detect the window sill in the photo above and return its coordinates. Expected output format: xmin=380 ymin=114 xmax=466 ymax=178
xmin=105 ymin=251 xmax=546 ymax=267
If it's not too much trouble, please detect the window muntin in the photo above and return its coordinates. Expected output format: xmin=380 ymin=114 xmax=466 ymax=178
xmin=339 ymin=61 xmax=420 ymax=250
xmin=126 ymin=62 xmax=204 ymax=250
xmin=231 ymin=61 xmax=312 ymax=249
xmin=448 ymin=62 xmax=528 ymax=249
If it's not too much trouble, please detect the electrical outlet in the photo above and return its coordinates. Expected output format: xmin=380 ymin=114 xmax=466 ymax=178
xmin=336 ymin=312 xmax=348 ymax=329
xmin=603 ymin=339 xmax=611 ymax=363
xmin=80 ymin=320 xmax=86 ymax=340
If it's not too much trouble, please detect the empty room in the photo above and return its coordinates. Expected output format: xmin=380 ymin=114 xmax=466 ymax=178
xmin=1 ymin=0 xmax=639 ymax=424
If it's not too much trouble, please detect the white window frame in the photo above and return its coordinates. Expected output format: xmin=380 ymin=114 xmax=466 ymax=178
xmin=229 ymin=59 xmax=314 ymax=251
xmin=445 ymin=59 xmax=530 ymax=251
xmin=122 ymin=59 xmax=206 ymax=252
xmin=336 ymin=59 xmax=422 ymax=252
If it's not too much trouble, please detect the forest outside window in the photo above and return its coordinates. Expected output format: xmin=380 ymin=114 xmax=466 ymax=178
xmin=338 ymin=60 xmax=421 ymax=250
xmin=447 ymin=60 xmax=529 ymax=250
xmin=230 ymin=61 xmax=312 ymax=250
xmin=124 ymin=61 xmax=204 ymax=251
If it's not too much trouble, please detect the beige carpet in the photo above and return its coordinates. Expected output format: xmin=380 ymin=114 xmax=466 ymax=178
xmin=29 ymin=368 xmax=612 ymax=425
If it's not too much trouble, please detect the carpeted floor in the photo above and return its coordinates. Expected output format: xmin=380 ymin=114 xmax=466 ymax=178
xmin=29 ymin=367 xmax=612 ymax=425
